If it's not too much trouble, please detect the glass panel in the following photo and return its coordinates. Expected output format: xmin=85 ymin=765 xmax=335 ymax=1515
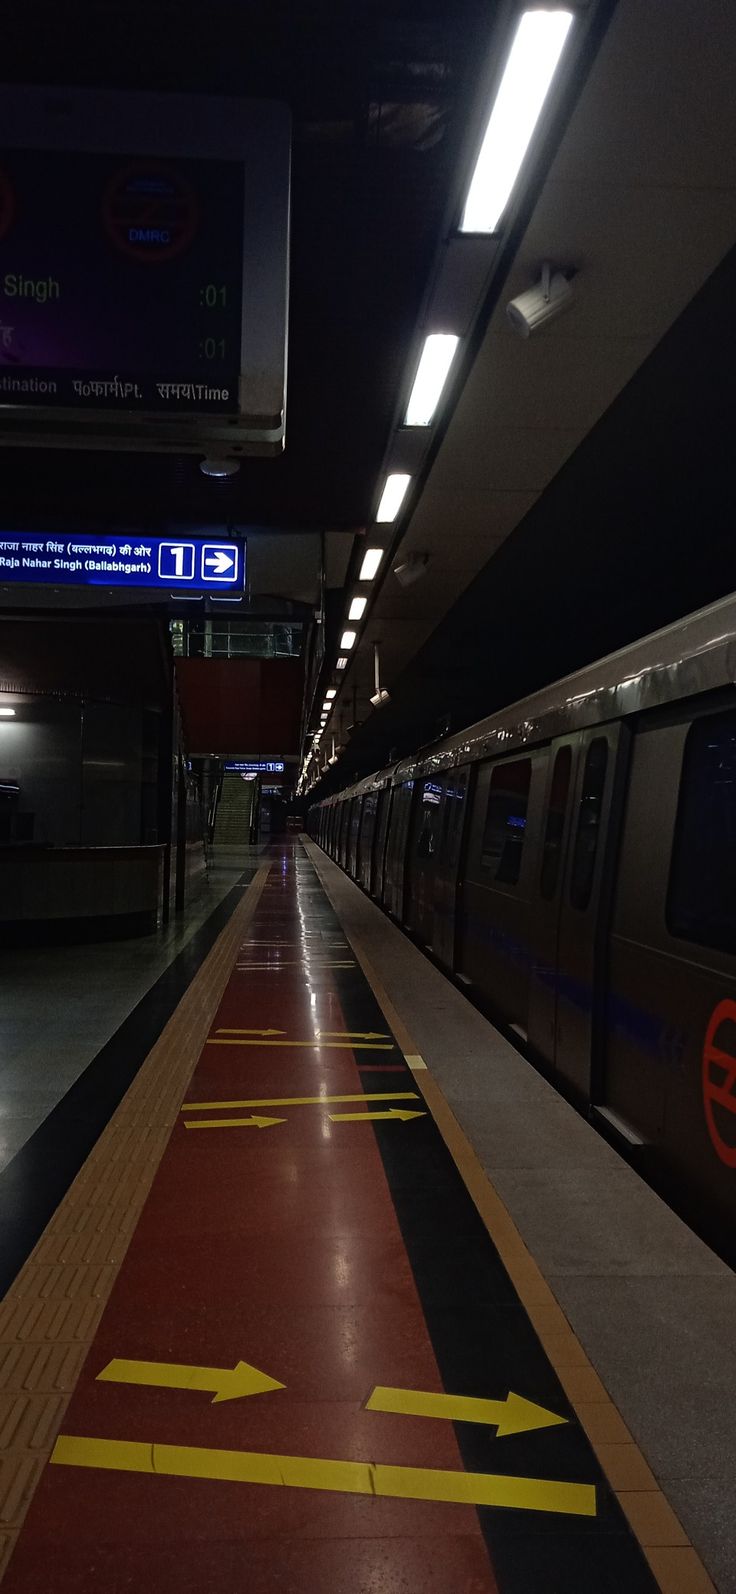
xmin=667 ymin=715 xmax=736 ymax=953
xmin=540 ymin=746 xmax=572 ymax=900
xmin=570 ymin=739 xmax=608 ymax=911
xmin=480 ymin=759 xmax=532 ymax=885
xmin=416 ymin=779 xmax=443 ymax=859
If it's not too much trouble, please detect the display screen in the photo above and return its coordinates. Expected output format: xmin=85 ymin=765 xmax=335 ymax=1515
xmin=0 ymin=532 xmax=245 ymax=592
xmin=0 ymin=150 xmax=244 ymax=413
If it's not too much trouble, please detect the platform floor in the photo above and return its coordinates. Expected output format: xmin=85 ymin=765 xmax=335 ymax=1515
xmin=0 ymin=842 xmax=728 ymax=1591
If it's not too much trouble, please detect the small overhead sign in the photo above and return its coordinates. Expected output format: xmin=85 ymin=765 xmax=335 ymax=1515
xmin=0 ymin=533 xmax=245 ymax=592
xmin=225 ymin=761 xmax=285 ymax=774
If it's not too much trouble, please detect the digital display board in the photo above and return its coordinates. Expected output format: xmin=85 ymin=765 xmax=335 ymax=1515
xmin=0 ymin=532 xmax=245 ymax=592
xmin=0 ymin=88 xmax=290 ymax=455
xmin=0 ymin=150 xmax=244 ymax=414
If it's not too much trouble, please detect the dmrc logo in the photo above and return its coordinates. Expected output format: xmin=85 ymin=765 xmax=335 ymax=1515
xmin=702 ymin=999 xmax=736 ymax=1167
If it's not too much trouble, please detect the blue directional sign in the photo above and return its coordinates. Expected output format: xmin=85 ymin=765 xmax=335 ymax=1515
xmin=0 ymin=533 xmax=245 ymax=592
xmin=225 ymin=761 xmax=285 ymax=774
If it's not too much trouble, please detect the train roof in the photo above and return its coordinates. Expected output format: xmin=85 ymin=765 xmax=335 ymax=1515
xmin=321 ymin=589 xmax=736 ymax=804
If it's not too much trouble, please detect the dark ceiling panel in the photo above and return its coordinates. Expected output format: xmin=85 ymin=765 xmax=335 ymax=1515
xmin=1 ymin=0 xmax=491 ymax=529
xmin=316 ymin=240 xmax=736 ymax=791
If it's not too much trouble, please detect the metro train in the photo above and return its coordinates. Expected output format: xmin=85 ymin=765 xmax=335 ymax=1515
xmin=309 ymin=593 xmax=736 ymax=1257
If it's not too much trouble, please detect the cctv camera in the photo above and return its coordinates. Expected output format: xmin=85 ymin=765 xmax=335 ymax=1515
xmin=370 ymin=687 xmax=391 ymax=708
xmin=199 ymin=456 xmax=240 ymax=477
xmin=506 ymin=264 xmax=573 ymax=339
xmin=393 ymin=552 xmax=429 ymax=588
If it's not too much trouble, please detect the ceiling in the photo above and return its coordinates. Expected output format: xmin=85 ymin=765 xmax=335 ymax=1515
xmin=315 ymin=0 xmax=736 ymax=781
xmin=2 ymin=1 xmax=736 ymax=792
xmin=0 ymin=0 xmax=492 ymax=531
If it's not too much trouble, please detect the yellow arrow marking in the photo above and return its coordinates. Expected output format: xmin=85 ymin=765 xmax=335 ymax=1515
xmin=366 ymin=1387 xmax=567 ymax=1437
xmin=235 ymin=961 xmax=356 ymax=970
xmin=214 ymin=1028 xmax=286 ymax=1037
xmin=97 ymin=1359 xmax=284 ymax=1404
xmin=51 ymin=1435 xmax=595 ymax=1515
xmin=183 ymin=1115 xmax=284 ymax=1130
xmin=215 ymin=1029 xmax=394 ymax=1045
xmin=205 ymin=1039 xmax=394 ymax=1050
xmin=328 ymin=1108 xmax=426 ymax=1123
xmin=316 ymin=1031 xmax=391 ymax=1041
xmin=183 ymin=1092 xmax=419 ymax=1112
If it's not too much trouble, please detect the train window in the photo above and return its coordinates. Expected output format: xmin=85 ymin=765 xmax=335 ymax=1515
xmin=667 ymin=715 xmax=736 ymax=953
xmin=480 ymin=759 xmax=531 ymax=885
xmin=569 ymin=739 xmax=608 ymax=911
xmin=416 ymin=780 xmax=443 ymax=859
xmin=540 ymin=747 xmax=572 ymax=899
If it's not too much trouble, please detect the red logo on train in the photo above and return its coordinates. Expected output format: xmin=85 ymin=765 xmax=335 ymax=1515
xmin=702 ymin=999 xmax=736 ymax=1168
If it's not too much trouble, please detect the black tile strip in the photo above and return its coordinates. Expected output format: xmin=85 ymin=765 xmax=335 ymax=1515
xmin=297 ymin=855 xmax=659 ymax=1594
xmin=0 ymin=872 xmax=255 ymax=1300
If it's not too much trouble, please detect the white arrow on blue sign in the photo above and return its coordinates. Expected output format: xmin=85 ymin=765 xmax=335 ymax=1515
xmin=201 ymin=544 xmax=238 ymax=581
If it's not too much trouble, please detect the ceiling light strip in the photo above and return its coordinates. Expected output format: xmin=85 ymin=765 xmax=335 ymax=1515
xmin=460 ymin=8 xmax=574 ymax=235
xmin=404 ymin=334 xmax=460 ymax=426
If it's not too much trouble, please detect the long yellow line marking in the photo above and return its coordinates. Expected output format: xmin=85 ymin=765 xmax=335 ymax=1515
xmin=205 ymin=1039 xmax=394 ymax=1050
xmin=366 ymin=1386 xmax=567 ymax=1436
xmin=51 ymin=1435 xmax=596 ymax=1516
xmin=182 ymin=1091 xmax=419 ymax=1111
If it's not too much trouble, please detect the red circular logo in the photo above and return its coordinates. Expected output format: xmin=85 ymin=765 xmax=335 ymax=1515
xmin=702 ymin=999 xmax=736 ymax=1167
xmin=101 ymin=162 xmax=199 ymax=263
xmin=0 ymin=167 xmax=16 ymax=241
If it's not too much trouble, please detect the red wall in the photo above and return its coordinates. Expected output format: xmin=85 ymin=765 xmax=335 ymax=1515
xmin=175 ymin=657 xmax=304 ymax=755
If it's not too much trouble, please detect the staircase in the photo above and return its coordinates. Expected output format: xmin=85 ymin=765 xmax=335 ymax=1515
xmin=213 ymin=774 xmax=254 ymax=847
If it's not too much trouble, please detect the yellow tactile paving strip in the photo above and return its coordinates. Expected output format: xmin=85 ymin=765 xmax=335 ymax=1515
xmin=306 ymin=845 xmax=718 ymax=1594
xmin=0 ymin=862 xmax=270 ymax=1580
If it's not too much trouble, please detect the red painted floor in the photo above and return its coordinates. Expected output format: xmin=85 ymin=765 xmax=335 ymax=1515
xmin=4 ymin=858 xmax=499 ymax=1593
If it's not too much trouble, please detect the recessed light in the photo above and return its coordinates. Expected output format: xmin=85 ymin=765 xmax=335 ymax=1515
xmin=348 ymin=596 xmax=367 ymax=621
xmin=404 ymin=334 xmax=460 ymax=426
xmin=325 ymin=688 xmax=337 ymax=700
xmin=460 ymin=9 xmax=574 ymax=234
xmin=359 ymin=548 xmax=384 ymax=581
xmin=336 ymin=656 xmax=348 ymax=670
xmin=376 ymin=473 xmax=411 ymax=523
xmin=340 ymin=630 xmax=357 ymax=650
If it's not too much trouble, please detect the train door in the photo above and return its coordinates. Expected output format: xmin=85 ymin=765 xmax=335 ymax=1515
xmin=432 ymin=766 xmax=470 ymax=969
xmin=405 ymin=778 xmax=444 ymax=943
xmin=373 ymin=786 xmax=393 ymax=902
xmin=552 ymin=723 xmax=627 ymax=1100
xmin=348 ymin=798 xmax=363 ymax=877
xmin=358 ymin=792 xmax=378 ymax=890
xmin=338 ymin=802 xmax=351 ymax=868
xmin=385 ymin=780 xmax=414 ymax=919
xmin=527 ymin=740 xmax=577 ymax=1065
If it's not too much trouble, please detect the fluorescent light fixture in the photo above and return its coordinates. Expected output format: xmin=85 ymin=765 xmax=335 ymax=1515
xmin=340 ymin=629 xmax=357 ymax=650
xmin=359 ymin=547 xmax=384 ymax=581
xmin=404 ymin=334 xmax=460 ymax=426
xmin=376 ymin=473 xmax=411 ymax=523
xmin=0 ymin=707 xmax=16 ymax=717
xmin=336 ymin=656 xmax=348 ymax=670
xmin=460 ymin=8 xmax=574 ymax=234
xmin=348 ymin=595 xmax=367 ymax=621
xmin=325 ymin=688 xmax=337 ymax=699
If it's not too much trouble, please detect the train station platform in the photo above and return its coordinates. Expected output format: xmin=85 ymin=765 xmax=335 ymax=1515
xmin=0 ymin=841 xmax=732 ymax=1593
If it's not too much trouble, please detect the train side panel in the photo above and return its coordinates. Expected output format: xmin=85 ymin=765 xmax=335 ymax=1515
xmin=599 ymin=701 xmax=736 ymax=1247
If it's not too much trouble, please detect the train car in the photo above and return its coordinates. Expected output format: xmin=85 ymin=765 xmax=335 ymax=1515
xmin=310 ymin=593 xmax=736 ymax=1257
